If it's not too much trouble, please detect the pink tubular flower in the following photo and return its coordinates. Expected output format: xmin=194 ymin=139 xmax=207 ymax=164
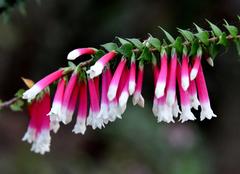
xmin=48 ymin=78 xmax=66 ymax=133
xmin=64 ymin=82 xmax=79 ymax=125
xmin=128 ymin=53 xmax=136 ymax=95
xmin=156 ymin=94 xmax=174 ymax=123
xmin=60 ymin=71 xmax=78 ymax=124
xmin=107 ymin=58 xmax=126 ymax=101
xmin=177 ymin=63 xmax=196 ymax=122
xmin=188 ymin=66 xmax=200 ymax=110
xmin=97 ymin=69 xmax=110 ymax=121
xmin=106 ymin=66 xmax=121 ymax=122
xmin=119 ymin=68 xmax=130 ymax=110
xmin=152 ymin=55 xmax=159 ymax=116
xmin=166 ymin=48 xmax=177 ymax=106
xmin=133 ymin=62 xmax=144 ymax=108
xmin=195 ymin=64 xmax=217 ymax=121
xmin=73 ymin=80 xmax=88 ymax=134
xmin=67 ymin=48 xmax=97 ymax=60
xmin=23 ymin=69 xmax=64 ymax=101
xmin=155 ymin=48 xmax=168 ymax=98
xmin=22 ymin=91 xmax=51 ymax=155
xmin=87 ymin=78 xmax=103 ymax=129
xmin=190 ymin=46 xmax=202 ymax=81
xmin=181 ymin=47 xmax=190 ymax=91
xmin=87 ymin=51 xmax=117 ymax=78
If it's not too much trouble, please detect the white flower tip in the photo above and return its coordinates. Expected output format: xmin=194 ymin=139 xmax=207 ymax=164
xmin=86 ymin=62 xmax=104 ymax=79
xmin=200 ymin=103 xmax=217 ymax=121
xmin=128 ymin=81 xmax=136 ymax=95
xmin=190 ymin=69 xmax=198 ymax=81
xmin=181 ymin=76 xmax=189 ymax=91
xmin=138 ymin=94 xmax=145 ymax=108
xmin=206 ymin=57 xmax=214 ymax=67
xmin=107 ymin=86 xmax=117 ymax=101
xmin=67 ymin=49 xmax=80 ymax=60
xmin=73 ymin=119 xmax=86 ymax=135
xmin=119 ymin=92 xmax=129 ymax=107
xmin=155 ymin=83 xmax=165 ymax=98
xmin=22 ymin=85 xmax=41 ymax=101
xmin=166 ymin=91 xmax=175 ymax=106
xmin=50 ymin=121 xmax=60 ymax=133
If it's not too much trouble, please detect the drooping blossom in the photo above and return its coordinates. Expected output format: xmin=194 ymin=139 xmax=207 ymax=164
xmin=190 ymin=46 xmax=202 ymax=81
xmin=23 ymin=69 xmax=64 ymax=101
xmin=87 ymin=51 xmax=117 ymax=78
xmin=22 ymin=90 xmax=51 ymax=155
xmin=73 ymin=79 xmax=88 ymax=134
xmin=60 ymin=69 xmax=78 ymax=124
xmin=181 ymin=47 xmax=190 ymax=91
xmin=87 ymin=78 xmax=103 ymax=129
xmin=156 ymin=94 xmax=174 ymax=123
xmin=188 ymin=66 xmax=200 ymax=110
xmin=119 ymin=68 xmax=130 ymax=110
xmin=133 ymin=62 xmax=144 ymax=108
xmin=47 ymin=78 xmax=66 ymax=133
xmin=128 ymin=53 xmax=136 ymax=95
xmin=63 ymin=82 xmax=79 ymax=125
xmin=195 ymin=64 xmax=217 ymax=120
xmin=155 ymin=48 xmax=168 ymax=98
xmin=107 ymin=58 xmax=126 ymax=101
xmin=152 ymin=54 xmax=159 ymax=117
xmin=67 ymin=48 xmax=97 ymax=60
xmin=166 ymin=48 xmax=177 ymax=106
xmin=177 ymin=63 xmax=196 ymax=122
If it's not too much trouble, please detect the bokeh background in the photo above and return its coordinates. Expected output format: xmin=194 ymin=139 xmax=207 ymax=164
xmin=0 ymin=0 xmax=240 ymax=174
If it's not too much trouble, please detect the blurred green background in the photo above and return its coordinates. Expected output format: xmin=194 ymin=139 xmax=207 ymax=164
xmin=0 ymin=0 xmax=240 ymax=174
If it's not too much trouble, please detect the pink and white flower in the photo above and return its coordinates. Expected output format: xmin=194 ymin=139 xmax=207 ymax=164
xmin=60 ymin=71 xmax=78 ymax=124
xmin=181 ymin=48 xmax=190 ymax=91
xmin=195 ymin=64 xmax=217 ymax=121
xmin=128 ymin=54 xmax=136 ymax=95
xmin=22 ymin=91 xmax=51 ymax=155
xmin=23 ymin=69 xmax=64 ymax=101
xmin=155 ymin=48 xmax=168 ymax=98
xmin=73 ymin=80 xmax=88 ymax=134
xmin=87 ymin=51 xmax=117 ymax=78
xmin=177 ymin=63 xmax=196 ymax=122
xmin=152 ymin=55 xmax=159 ymax=116
xmin=190 ymin=46 xmax=202 ymax=80
xmin=188 ymin=67 xmax=200 ymax=110
xmin=133 ymin=62 xmax=144 ymax=108
xmin=67 ymin=48 xmax=97 ymax=60
xmin=48 ymin=78 xmax=66 ymax=133
xmin=166 ymin=48 xmax=177 ymax=106
xmin=107 ymin=58 xmax=126 ymax=101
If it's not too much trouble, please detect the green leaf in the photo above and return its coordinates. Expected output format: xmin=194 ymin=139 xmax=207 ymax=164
xmin=194 ymin=23 xmax=204 ymax=33
xmin=208 ymin=43 xmax=219 ymax=59
xmin=15 ymin=89 xmax=25 ymax=98
xmin=206 ymin=20 xmax=222 ymax=37
xmin=147 ymin=35 xmax=161 ymax=51
xmin=217 ymin=32 xmax=228 ymax=47
xmin=94 ymin=50 xmax=105 ymax=60
xmin=68 ymin=61 xmax=76 ymax=69
xmin=101 ymin=42 xmax=118 ymax=52
xmin=127 ymin=38 xmax=144 ymax=50
xmin=116 ymin=43 xmax=133 ymax=58
xmin=116 ymin=37 xmax=131 ymax=45
xmin=189 ymin=40 xmax=199 ymax=56
xmin=173 ymin=36 xmax=183 ymax=54
xmin=234 ymin=39 xmax=240 ymax=56
xmin=159 ymin=27 xmax=175 ymax=43
xmin=238 ymin=15 xmax=240 ymax=21
xmin=138 ymin=47 xmax=152 ymax=62
xmin=195 ymin=31 xmax=209 ymax=46
xmin=178 ymin=28 xmax=194 ymax=43
xmin=224 ymin=21 xmax=238 ymax=38
xmin=10 ymin=99 xmax=24 ymax=112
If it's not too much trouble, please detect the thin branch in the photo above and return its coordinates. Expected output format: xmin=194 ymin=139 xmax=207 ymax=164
xmin=0 ymin=97 xmax=19 ymax=110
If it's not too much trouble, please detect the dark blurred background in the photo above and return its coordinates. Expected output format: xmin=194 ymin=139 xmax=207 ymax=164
xmin=0 ymin=0 xmax=240 ymax=174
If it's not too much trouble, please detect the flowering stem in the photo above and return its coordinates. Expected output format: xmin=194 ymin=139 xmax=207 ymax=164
xmin=0 ymin=97 xmax=19 ymax=110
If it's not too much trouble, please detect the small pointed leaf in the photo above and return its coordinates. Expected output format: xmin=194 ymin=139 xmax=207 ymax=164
xmin=147 ymin=36 xmax=161 ymax=51
xmin=206 ymin=20 xmax=222 ymax=37
xmin=159 ymin=27 xmax=175 ymax=43
xmin=101 ymin=42 xmax=118 ymax=52
xmin=178 ymin=28 xmax=194 ymax=42
xmin=127 ymin=38 xmax=144 ymax=50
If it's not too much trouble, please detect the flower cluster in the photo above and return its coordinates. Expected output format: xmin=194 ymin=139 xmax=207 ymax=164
xmin=21 ymin=45 xmax=216 ymax=154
